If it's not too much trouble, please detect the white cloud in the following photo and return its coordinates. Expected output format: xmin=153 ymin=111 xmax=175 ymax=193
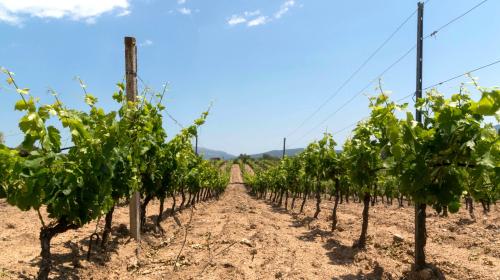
xmin=227 ymin=1 xmax=298 ymax=28
xmin=178 ymin=7 xmax=191 ymax=15
xmin=0 ymin=0 xmax=130 ymax=25
xmin=274 ymin=0 xmax=295 ymax=19
xmin=177 ymin=0 xmax=187 ymax=4
xmin=244 ymin=10 xmax=261 ymax=17
xmin=247 ymin=16 xmax=268 ymax=27
xmin=140 ymin=39 xmax=153 ymax=47
xmin=227 ymin=10 xmax=262 ymax=26
xmin=85 ymin=17 xmax=97 ymax=24
xmin=227 ymin=15 xmax=246 ymax=26
xmin=0 ymin=7 xmax=18 ymax=24
xmin=117 ymin=10 xmax=131 ymax=17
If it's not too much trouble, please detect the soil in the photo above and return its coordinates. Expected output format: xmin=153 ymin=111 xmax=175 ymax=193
xmin=0 ymin=164 xmax=498 ymax=280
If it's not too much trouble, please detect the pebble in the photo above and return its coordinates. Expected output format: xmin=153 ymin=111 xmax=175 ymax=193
xmin=240 ymin=238 xmax=253 ymax=247
xmin=392 ymin=233 xmax=404 ymax=243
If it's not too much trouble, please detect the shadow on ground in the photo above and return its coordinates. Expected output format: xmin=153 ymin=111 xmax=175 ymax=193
xmin=18 ymin=223 xmax=129 ymax=280
xmin=332 ymin=261 xmax=385 ymax=280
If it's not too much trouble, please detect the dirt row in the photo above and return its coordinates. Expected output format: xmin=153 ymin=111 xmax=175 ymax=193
xmin=0 ymin=164 xmax=498 ymax=279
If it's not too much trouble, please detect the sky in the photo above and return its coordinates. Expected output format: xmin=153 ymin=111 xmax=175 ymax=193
xmin=1 ymin=0 xmax=499 ymax=155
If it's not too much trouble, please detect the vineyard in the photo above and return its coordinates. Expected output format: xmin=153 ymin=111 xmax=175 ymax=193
xmin=0 ymin=64 xmax=499 ymax=279
xmin=1 ymin=1 xmax=500 ymax=280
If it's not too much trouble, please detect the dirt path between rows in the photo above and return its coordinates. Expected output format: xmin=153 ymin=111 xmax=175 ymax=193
xmin=152 ymin=164 xmax=351 ymax=279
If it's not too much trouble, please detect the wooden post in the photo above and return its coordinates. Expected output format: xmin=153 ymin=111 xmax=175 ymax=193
xmin=125 ymin=36 xmax=141 ymax=241
xmin=414 ymin=2 xmax=426 ymax=271
xmin=282 ymin=137 xmax=286 ymax=159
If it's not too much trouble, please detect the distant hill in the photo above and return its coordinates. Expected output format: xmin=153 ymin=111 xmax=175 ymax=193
xmin=250 ymin=148 xmax=304 ymax=159
xmin=196 ymin=146 xmax=342 ymax=161
xmin=196 ymin=147 xmax=236 ymax=160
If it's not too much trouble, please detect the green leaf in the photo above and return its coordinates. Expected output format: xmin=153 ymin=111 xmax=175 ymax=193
xmin=15 ymin=99 xmax=28 ymax=111
xmin=84 ymin=94 xmax=98 ymax=106
xmin=47 ymin=126 xmax=61 ymax=152
xmin=472 ymin=90 xmax=500 ymax=116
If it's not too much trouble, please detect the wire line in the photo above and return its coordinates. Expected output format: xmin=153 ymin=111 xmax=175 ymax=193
xmin=292 ymin=44 xmax=417 ymax=144
xmin=423 ymin=59 xmax=500 ymax=90
xmin=424 ymin=0 xmax=489 ymax=39
xmin=166 ymin=111 xmax=184 ymax=129
xmin=286 ymin=8 xmax=418 ymax=138
xmin=291 ymin=0 xmax=492 ymax=146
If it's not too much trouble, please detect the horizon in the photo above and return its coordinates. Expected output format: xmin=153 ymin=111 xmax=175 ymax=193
xmin=1 ymin=0 xmax=499 ymax=155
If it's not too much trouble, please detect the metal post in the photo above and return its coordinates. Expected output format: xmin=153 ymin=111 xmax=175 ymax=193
xmin=125 ymin=36 xmax=141 ymax=241
xmin=414 ymin=2 xmax=426 ymax=271
xmin=415 ymin=2 xmax=424 ymax=123
xmin=195 ymin=135 xmax=198 ymax=155
xmin=282 ymin=137 xmax=286 ymax=159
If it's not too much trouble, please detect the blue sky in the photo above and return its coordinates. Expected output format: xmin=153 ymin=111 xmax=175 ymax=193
xmin=1 ymin=0 xmax=499 ymax=155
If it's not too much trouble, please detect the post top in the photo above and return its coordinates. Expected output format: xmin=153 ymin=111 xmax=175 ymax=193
xmin=124 ymin=37 xmax=136 ymax=44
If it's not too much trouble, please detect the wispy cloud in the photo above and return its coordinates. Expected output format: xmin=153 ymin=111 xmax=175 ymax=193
xmin=227 ymin=1 xmax=298 ymax=28
xmin=227 ymin=15 xmax=246 ymax=26
xmin=140 ymin=39 xmax=153 ymax=47
xmin=247 ymin=16 xmax=268 ymax=27
xmin=244 ymin=10 xmax=261 ymax=18
xmin=227 ymin=10 xmax=262 ymax=26
xmin=174 ymin=0 xmax=194 ymax=16
xmin=178 ymin=7 xmax=191 ymax=15
xmin=0 ymin=0 xmax=130 ymax=26
xmin=117 ymin=10 xmax=131 ymax=17
xmin=274 ymin=0 xmax=295 ymax=19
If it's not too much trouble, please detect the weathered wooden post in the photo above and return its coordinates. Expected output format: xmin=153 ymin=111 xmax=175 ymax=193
xmin=125 ymin=36 xmax=141 ymax=241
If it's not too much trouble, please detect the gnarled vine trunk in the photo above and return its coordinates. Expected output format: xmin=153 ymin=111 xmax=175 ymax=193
xmin=313 ymin=181 xmax=321 ymax=219
xmin=480 ymin=199 xmax=490 ymax=213
xmin=171 ymin=192 xmax=177 ymax=215
xmin=101 ymin=206 xmax=115 ymax=248
xmin=187 ymin=192 xmax=192 ymax=206
xmin=291 ymin=192 xmax=297 ymax=209
xmin=189 ymin=191 xmax=197 ymax=207
xmin=180 ymin=187 xmax=186 ymax=209
xmin=465 ymin=196 xmax=475 ymax=219
xmin=38 ymin=220 xmax=78 ymax=280
xmin=156 ymin=197 xmax=165 ymax=233
xmin=354 ymin=192 xmax=370 ymax=248
xmin=140 ymin=194 xmax=153 ymax=228
xmin=278 ymin=190 xmax=285 ymax=207
xmin=300 ymin=191 xmax=308 ymax=213
xmin=331 ymin=179 xmax=340 ymax=231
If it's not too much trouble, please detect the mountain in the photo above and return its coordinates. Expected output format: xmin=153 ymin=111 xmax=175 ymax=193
xmin=196 ymin=147 xmax=236 ymax=160
xmin=249 ymin=148 xmax=304 ymax=159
